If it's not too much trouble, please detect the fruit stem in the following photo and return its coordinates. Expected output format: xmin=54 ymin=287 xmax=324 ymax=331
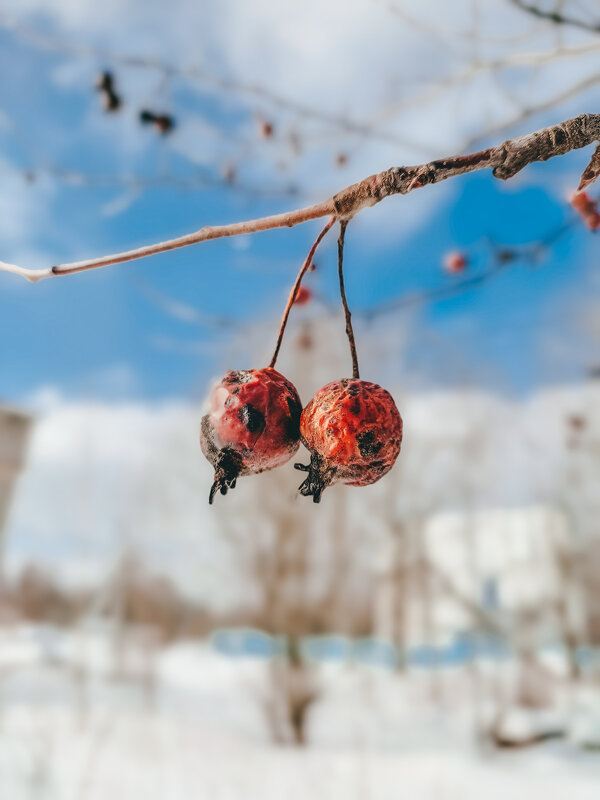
xmin=337 ymin=220 xmax=360 ymax=379
xmin=269 ymin=216 xmax=336 ymax=368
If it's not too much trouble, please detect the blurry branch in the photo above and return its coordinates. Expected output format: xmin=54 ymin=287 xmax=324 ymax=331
xmin=137 ymin=278 xmax=240 ymax=330
xmin=363 ymin=219 xmax=574 ymax=319
xmin=510 ymin=0 xmax=600 ymax=34
xmin=372 ymin=42 xmax=600 ymax=129
xmin=364 ymin=265 xmax=513 ymax=320
xmin=370 ymin=0 xmax=467 ymax=52
xmin=376 ymin=0 xmax=547 ymax=44
xmin=461 ymin=75 xmax=600 ymax=149
xmin=139 ymin=218 xmax=572 ymax=350
xmin=2 ymin=112 xmax=599 ymax=283
xmin=0 ymin=14 xmax=420 ymax=150
xmin=9 ymin=162 xmax=299 ymax=199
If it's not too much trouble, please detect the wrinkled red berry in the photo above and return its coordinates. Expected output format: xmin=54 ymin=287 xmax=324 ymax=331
xmin=295 ymin=379 xmax=402 ymax=502
xmin=200 ymin=367 xmax=302 ymax=503
xmin=443 ymin=251 xmax=467 ymax=273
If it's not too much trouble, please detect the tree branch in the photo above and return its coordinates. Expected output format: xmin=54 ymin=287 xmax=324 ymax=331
xmin=510 ymin=0 xmax=600 ymax=34
xmin=3 ymin=113 xmax=600 ymax=283
xmin=0 ymin=13 xmax=421 ymax=151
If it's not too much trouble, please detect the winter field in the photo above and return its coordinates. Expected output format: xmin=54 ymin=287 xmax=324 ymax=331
xmin=0 ymin=625 xmax=599 ymax=800
xmin=3 ymin=379 xmax=600 ymax=797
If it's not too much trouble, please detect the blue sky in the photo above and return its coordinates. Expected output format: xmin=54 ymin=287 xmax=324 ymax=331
xmin=1 ymin=1 xmax=599 ymax=406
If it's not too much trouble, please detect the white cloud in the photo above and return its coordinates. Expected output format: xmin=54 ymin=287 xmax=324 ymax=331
xmin=5 ymin=0 xmax=597 ymax=183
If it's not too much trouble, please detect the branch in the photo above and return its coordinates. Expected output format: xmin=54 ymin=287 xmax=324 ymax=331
xmin=0 ymin=14 xmax=420 ymax=151
xmin=363 ymin=219 xmax=574 ymax=320
xmin=510 ymin=0 xmax=600 ymax=34
xmin=3 ymin=113 xmax=600 ymax=283
xmin=460 ymin=76 xmax=600 ymax=150
xmin=372 ymin=42 xmax=600 ymax=130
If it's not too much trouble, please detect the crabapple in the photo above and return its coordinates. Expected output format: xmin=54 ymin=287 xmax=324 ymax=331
xmin=443 ymin=251 xmax=467 ymax=273
xmin=295 ymin=379 xmax=402 ymax=502
xmin=200 ymin=367 xmax=302 ymax=503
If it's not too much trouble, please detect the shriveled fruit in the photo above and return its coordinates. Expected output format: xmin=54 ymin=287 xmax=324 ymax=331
xmin=295 ymin=379 xmax=402 ymax=502
xmin=200 ymin=367 xmax=302 ymax=503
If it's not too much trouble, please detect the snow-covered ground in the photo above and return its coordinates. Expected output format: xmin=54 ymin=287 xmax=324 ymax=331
xmin=0 ymin=625 xmax=599 ymax=799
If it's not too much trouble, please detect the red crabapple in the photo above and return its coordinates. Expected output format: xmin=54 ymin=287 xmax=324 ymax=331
xmin=443 ymin=251 xmax=467 ymax=273
xmin=200 ymin=367 xmax=302 ymax=503
xmin=294 ymin=286 xmax=312 ymax=306
xmin=295 ymin=379 xmax=402 ymax=502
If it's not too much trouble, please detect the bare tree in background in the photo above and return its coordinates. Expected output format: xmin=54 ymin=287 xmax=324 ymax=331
xmin=0 ymin=407 xmax=32 ymax=588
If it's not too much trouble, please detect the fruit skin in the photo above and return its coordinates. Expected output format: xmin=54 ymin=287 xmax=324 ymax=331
xmin=200 ymin=367 xmax=302 ymax=503
xmin=295 ymin=379 xmax=403 ymax=502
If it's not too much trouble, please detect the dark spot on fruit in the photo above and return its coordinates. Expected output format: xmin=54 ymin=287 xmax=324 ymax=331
xmin=356 ymin=430 xmax=383 ymax=458
xmin=287 ymin=395 xmax=301 ymax=418
xmin=348 ymin=398 xmax=361 ymax=415
xmin=347 ymin=383 xmax=360 ymax=397
xmin=284 ymin=395 xmax=302 ymax=441
xmin=238 ymin=404 xmax=265 ymax=434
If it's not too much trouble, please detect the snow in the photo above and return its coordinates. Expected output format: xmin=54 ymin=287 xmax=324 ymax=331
xmin=0 ymin=625 xmax=599 ymax=799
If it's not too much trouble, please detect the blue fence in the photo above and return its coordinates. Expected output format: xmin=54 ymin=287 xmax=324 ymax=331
xmin=210 ymin=629 xmax=576 ymax=668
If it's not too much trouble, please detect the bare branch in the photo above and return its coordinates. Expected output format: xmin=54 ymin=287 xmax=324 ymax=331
xmin=3 ymin=113 xmax=600 ymax=283
xmin=460 ymin=76 xmax=600 ymax=150
xmin=510 ymin=0 xmax=600 ymax=34
xmin=372 ymin=42 xmax=600 ymax=129
xmin=364 ymin=219 xmax=574 ymax=319
xmin=0 ymin=14 xmax=421 ymax=151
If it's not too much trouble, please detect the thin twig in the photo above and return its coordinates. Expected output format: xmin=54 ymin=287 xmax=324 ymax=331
xmin=510 ymin=0 xmax=600 ymax=34
xmin=363 ymin=218 xmax=574 ymax=319
xmin=460 ymin=76 xmax=600 ymax=150
xmin=337 ymin=221 xmax=360 ymax=379
xmin=371 ymin=42 xmax=600 ymax=129
xmin=2 ymin=113 xmax=600 ymax=283
xmin=269 ymin=217 xmax=336 ymax=368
